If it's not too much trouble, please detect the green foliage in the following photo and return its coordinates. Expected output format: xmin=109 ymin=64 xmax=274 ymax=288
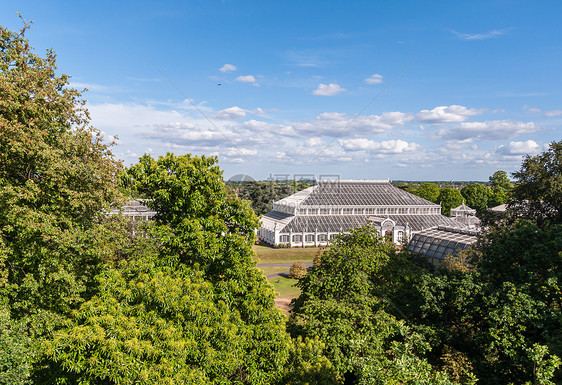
xmin=278 ymin=336 xmax=339 ymax=385
xmin=0 ymin=20 xmax=121 ymax=376
xmin=45 ymin=257 xmax=293 ymax=384
xmin=409 ymin=220 xmax=562 ymax=384
xmin=121 ymin=153 xmax=303 ymax=383
xmin=350 ymin=329 xmax=460 ymax=385
xmin=487 ymin=185 xmax=510 ymax=207
xmin=512 ymin=140 xmax=562 ymax=225
xmin=415 ymin=182 xmax=441 ymax=203
xmin=437 ymin=187 xmax=464 ymax=216
xmin=313 ymin=250 xmax=323 ymax=268
xmin=289 ymin=261 xmax=307 ymax=279
xmin=0 ymin=304 xmax=34 ymax=385
xmin=290 ymin=226 xmax=455 ymax=382
xmin=489 ymin=170 xmax=513 ymax=191
xmin=123 ymin=153 xmax=259 ymax=272
xmin=460 ymin=183 xmax=489 ymax=212
xmin=484 ymin=170 xmax=514 ymax=208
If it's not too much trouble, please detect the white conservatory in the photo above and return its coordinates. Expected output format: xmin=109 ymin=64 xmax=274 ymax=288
xmin=259 ymin=180 xmax=467 ymax=247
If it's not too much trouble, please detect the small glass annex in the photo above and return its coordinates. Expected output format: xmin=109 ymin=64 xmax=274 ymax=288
xmin=259 ymin=180 xmax=466 ymax=247
xmin=408 ymin=226 xmax=479 ymax=265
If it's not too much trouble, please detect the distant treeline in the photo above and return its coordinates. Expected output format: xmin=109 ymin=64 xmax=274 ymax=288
xmin=394 ymin=170 xmax=513 ymax=215
xmin=227 ymin=180 xmax=312 ymax=215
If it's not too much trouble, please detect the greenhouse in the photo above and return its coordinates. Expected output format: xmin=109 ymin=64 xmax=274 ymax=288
xmin=259 ymin=180 xmax=467 ymax=247
xmin=407 ymin=226 xmax=479 ymax=265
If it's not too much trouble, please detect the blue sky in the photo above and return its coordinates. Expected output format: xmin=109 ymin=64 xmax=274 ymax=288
xmin=3 ymin=1 xmax=562 ymax=181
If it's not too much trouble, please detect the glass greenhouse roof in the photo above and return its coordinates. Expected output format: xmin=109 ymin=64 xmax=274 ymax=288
xmin=274 ymin=181 xmax=439 ymax=208
xmin=262 ymin=214 xmax=465 ymax=233
xmin=408 ymin=226 xmax=478 ymax=260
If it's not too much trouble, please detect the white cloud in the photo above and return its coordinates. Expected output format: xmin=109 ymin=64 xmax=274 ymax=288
xmin=545 ymin=109 xmax=562 ymax=117
xmin=87 ymin=99 xmax=552 ymax=175
xmin=219 ymin=64 xmax=237 ymax=73
xmin=495 ymin=140 xmax=542 ymax=156
xmin=416 ymin=105 xmax=484 ymax=124
xmin=365 ymin=74 xmax=383 ymax=84
xmin=236 ymin=75 xmax=256 ymax=83
xmin=435 ymin=120 xmax=542 ymax=141
xmin=293 ymin=111 xmax=413 ymax=137
xmin=224 ymin=147 xmax=258 ymax=156
xmin=216 ymin=106 xmax=247 ymax=120
xmin=305 ymin=137 xmax=325 ymax=147
xmin=452 ymin=29 xmax=506 ymax=40
xmin=523 ymin=105 xmax=542 ymax=113
xmin=339 ymin=139 xmax=419 ymax=153
xmin=312 ymin=83 xmax=346 ymax=96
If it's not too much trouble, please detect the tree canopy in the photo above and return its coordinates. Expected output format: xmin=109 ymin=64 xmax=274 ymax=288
xmin=414 ymin=182 xmax=441 ymax=203
xmin=460 ymin=183 xmax=489 ymax=213
xmin=0 ymin=21 xmax=121 ymax=335
xmin=234 ymin=181 xmax=311 ymax=216
xmin=489 ymin=170 xmax=513 ymax=191
xmin=512 ymin=141 xmax=562 ymax=225
xmin=437 ymin=187 xmax=464 ymax=216
xmin=290 ymin=226 xmax=457 ymax=383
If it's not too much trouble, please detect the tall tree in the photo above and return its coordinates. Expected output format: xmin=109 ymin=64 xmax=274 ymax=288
xmin=489 ymin=170 xmax=513 ymax=191
xmin=512 ymin=141 xmax=562 ymax=225
xmin=438 ymin=187 xmax=464 ymax=216
xmin=461 ymin=183 xmax=489 ymax=212
xmin=412 ymin=221 xmax=562 ymax=384
xmin=0 ymin=22 xmax=121 ymax=326
xmin=486 ymin=170 xmax=513 ymax=208
xmin=415 ymin=182 xmax=441 ymax=203
xmin=117 ymin=153 xmax=296 ymax=383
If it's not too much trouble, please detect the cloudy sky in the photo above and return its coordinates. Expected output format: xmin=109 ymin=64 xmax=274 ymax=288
xmin=3 ymin=1 xmax=562 ymax=181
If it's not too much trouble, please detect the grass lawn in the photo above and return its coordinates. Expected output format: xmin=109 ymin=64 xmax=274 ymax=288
xmin=252 ymin=245 xmax=322 ymax=264
xmin=260 ymin=266 xmax=291 ymax=276
xmin=268 ymin=275 xmax=301 ymax=300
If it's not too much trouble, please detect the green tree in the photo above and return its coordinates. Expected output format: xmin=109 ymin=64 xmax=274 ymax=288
xmin=235 ymin=181 xmax=309 ymax=216
xmin=45 ymin=256 xmax=294 ymax=384
xmin=512 ymin=141 xmax=562 ymax=225
xmin=409 ymin=221 xmax=562 ymax=384
xmin=486 ymin=170 xmax=513 ymax=208
xmin=415 ymin=182 xmax=441 ymax=203
xmin=290 ymin=226 xmax=456 ymax=382
xmin=489 ymin=170 xmax=513 ymax=191
xmin=0 ymin=304 xmax=34 ymax=385
xmin=0 ymin=21 xmax=121 ymax=380
xmin=460 ymin=183 xmax=489 ymax=212
xmin=437 ymin=187 xmax=463 ymax=216
xmin=487 ymin=185 xmax=510 ymax=207
xmin=118 ymin=153 xmax=297 ymax=383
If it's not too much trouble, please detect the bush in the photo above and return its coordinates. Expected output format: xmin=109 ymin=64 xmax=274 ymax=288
xmin=289 ymin=262 xmax=307 ymax=279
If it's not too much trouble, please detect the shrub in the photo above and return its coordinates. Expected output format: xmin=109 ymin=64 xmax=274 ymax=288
xmin=289 ymin=262 xmax=307 ymax=279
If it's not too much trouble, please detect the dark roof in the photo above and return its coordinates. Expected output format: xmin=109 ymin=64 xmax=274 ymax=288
xmin=301 ymin=181 xmax=438 ymax=207
xmin=262 ymin=211 xmax=293 ymax=221
xmin=277 ymin=214 xmax=464 ymax=233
